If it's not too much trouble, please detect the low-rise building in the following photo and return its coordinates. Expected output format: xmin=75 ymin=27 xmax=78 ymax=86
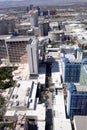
xmin=48 ymin=30 xmax=64 ymax=42
xmin=4 ymin=80 xmax=46 ymax=130
xmin=53 ymin=92 xmax=72 ymax=130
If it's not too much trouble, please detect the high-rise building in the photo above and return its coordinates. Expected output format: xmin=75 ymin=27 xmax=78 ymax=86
xmin=0 ymin=18 xmax=15 ymax=35
xmin=30 ymin=9 xmax=38 ymax=28
xmin=5 ymin=36 xmax=30 ymax=63
xmin=29 ymin=4 xmax=33 ymax=10
xmin=61 ymin=57 xmax=81 ymax=83
xmin=42 ymin=10 xmax=49 ymax=16
xmin=27 ymin=39 xmax=38 ymax=78
xmin=36 ymin=6 xmax=41 ymax=16
xmin=39 ymin=21 xmax=49 ymax=36
xmin=67 ymin=83 xmax=87 ymax=118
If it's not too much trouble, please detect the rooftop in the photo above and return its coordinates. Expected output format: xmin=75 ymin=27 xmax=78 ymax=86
xmin=54 ymin=118 xmax=72 ymax=130
xmin=8 ymin=80 xmax=37 ymax=110
xmin=75 ymin=84 xmax=87 ymax=92
xmin=49 ymin=30 xmax=64 ymax=34
xmin=74 ymin=116 xmax=87 ymax=130
xmin=53 ymin=94 xmax=66 ymax=119
xmin=0 ymin=35 xmax=12 ymax=40
xmin=46 ymin=48 xmax=60 ymax=60
xmin=67 ymin=83 xmax=87 ymax=92
xmin=53 ymin=93 xmax=72 ymax=130
xmin=37 ymin=121 xmax=45 ymax=130
xmin=20 ymin=22 xmax=31 ymax=26
xmin=5 ymin=110 xmax=16 ymax=117
xmin=26 ymin=103 xmax=46 ymax=121
xmin=62 ymin=57 xmax=81 ymax=63
xmin=49 ymin=21 xmax=58 ymax=27
xmin=65 ymin=23 xmax=87 ymax=45
xmin=65 ymin=54 xmax=75 ymax=61
xmin=6 ymin=36 xmax=30 ymax=42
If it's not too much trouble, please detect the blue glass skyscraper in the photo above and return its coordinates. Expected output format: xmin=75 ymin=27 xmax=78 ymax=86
xmin=36 ymin=6 xmax=41 ymax=16
xmin=61 ymin=57 xmax=81 ymax=83
xmin=67 ymin=83 xmax=87 ymax=118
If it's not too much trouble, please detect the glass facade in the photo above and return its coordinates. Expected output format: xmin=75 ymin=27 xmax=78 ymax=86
xmin=67 ymin=83 xmax=87 ymax=117
xmin=83 ymin=52 xmax=87 ymax=59
xmin=7 ymin=40 xmax=28 ymax=63
xmin=0 ymin=40 xmax=7 ymax=61
xmin=70 ymin=94 xmax=87 ymax=117
xmin=64 ymin=63 xmax=81 ymax=83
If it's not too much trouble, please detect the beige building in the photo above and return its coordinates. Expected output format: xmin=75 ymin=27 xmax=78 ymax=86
xmin=5 ymin=36 xmax=30 ymax=63
xmin=0 ymin=35 xmax=11 ymax=63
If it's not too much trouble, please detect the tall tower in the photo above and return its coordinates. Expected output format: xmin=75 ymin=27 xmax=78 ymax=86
xmin=27 ymin=39 xmax=38 ymax=78
xmin=36 ymin=6 xmax=41 ymax=16
xmin=29 ymin=4 xmax=33 ymax=10
xmin=39 ymin=21 xmax=49 ymax=36
xmin=30 ymin=9 xmax=38 ymax=28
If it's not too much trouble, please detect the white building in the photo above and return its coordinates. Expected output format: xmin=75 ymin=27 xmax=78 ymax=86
xmin=53 ymin=91 xmax=72 ymax=130
xmin=27 ymin=39 xmax=39 ymax=78
xmin=4 ymin=80 xmax=46 ymax=130
xmin=48 ymin=30 xmax=64 ymax=42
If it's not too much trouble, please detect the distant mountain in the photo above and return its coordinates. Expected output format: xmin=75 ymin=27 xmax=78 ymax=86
xmin=0 ymin=0 xmax=87 ymax=8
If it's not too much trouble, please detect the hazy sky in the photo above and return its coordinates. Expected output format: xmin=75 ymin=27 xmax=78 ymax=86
xmin=0 ymin=0 xmax=87 ymax=4
xmin=0 ymin=0 xmax=87 ymax=1
xmin=0 ymin=0 xmax=86 ymax=8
